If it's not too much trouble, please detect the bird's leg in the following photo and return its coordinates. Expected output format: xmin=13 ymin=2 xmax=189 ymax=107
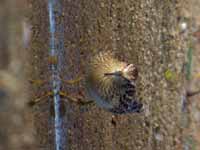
xmin=62 ymin=77 xmax=82 ymax=84
xmin=60 ymin=75 xmax=82 ymax=85
xmin=28 ymin=78 xmax=49 ymax=87
xmin=28 ymin=91 xmax=53 ymax=106
xmin=59 ymin=91 xmax=94 ymax=106
xmin=59 ymin=75 xmax=94 ymax=105
xmin=28 ymin=90 xmax=94 ymax=107
xmin=28 ymin=77 xmax=52 ymax=106
xmin=28 ymin=73 xmax=94 ymax=106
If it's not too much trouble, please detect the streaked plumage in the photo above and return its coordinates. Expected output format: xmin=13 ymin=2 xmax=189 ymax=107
xmin=85 ymin=51 xmax=143 ymax=114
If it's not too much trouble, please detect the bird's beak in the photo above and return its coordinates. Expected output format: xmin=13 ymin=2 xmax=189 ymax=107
xmin=104 ymin=71 xmax=122 ymax=76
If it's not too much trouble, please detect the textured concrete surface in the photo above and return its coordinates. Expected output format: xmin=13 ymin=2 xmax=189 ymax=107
xmin=26 ymin=0 xmax=184 ymax=150
xmin=2 ymin=0 xmax=200 ymax=150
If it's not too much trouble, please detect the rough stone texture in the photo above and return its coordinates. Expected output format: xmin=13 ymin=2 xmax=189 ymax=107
xmin=27 ymin=0 xmax=186 ymax=150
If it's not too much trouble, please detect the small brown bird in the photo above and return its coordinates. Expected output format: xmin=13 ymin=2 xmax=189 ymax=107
xmin=85 ymin=51 xmax=143 ymax=114
xmin=27 ymin=51 xmax=143 ymax=115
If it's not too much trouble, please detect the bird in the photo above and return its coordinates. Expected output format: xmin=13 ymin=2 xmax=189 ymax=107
xmin=84 ymin=51 xmax=143 ymax=114
xmin=27 ymin=51 xmax=143 ymax=115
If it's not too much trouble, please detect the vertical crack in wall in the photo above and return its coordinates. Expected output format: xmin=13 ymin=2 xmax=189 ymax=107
xmin=48 ymin=0 xmax=66 ymax=149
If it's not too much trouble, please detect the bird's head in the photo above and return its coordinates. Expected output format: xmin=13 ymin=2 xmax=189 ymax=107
xmin=122 ymin=63 xmax=138 ymax=81
xmin=104 ymin=63 xmax=138 ymax=83
xmin=85 ymin=51 xmax=143 ymax=114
